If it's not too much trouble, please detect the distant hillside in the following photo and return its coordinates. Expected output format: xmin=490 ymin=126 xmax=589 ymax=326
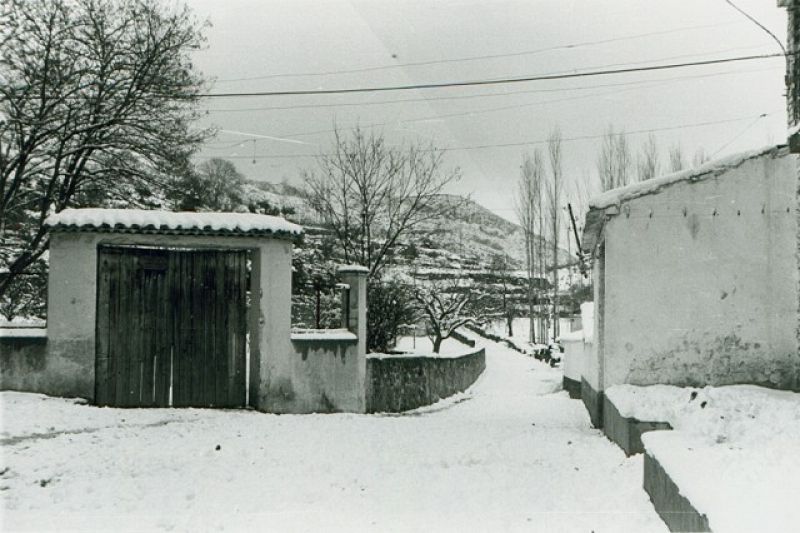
xmin=242 ymin=180 xmax=569 ymax=272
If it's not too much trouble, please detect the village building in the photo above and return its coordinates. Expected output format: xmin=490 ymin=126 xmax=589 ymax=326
xmin=579 ymin=145 xmax=800 ymax=427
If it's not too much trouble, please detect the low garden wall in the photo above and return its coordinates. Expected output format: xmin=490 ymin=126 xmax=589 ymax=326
xmin=602 ymin=395 xmax=672 ymax=456
xmin=0 ymin=328 xmax=51 ymax=393
xmin=286 ymin=329 xmax=365 ymax=413
xmin=366 ymin=347 xmax=486 ymax=413
xmin=643 ymin=453 xmax=710 ymax=532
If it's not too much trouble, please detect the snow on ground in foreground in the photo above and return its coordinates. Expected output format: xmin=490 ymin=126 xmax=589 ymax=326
xmin=608 ymin=384 xmax=800 ymax=532
xmin=1 ymin=337 xmax=666 ymax=533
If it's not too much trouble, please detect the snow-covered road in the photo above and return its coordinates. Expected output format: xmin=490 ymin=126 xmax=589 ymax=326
xmin=1 ymin=337 xmax=666 ymax=532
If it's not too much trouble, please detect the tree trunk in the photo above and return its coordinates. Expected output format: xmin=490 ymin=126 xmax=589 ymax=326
xmin=433 ymin=336 xmax=443 ymax=353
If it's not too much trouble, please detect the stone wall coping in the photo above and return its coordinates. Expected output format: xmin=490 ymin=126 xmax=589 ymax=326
xmin=290 ymin=328 xmax=358 ymax=342
xmin=0 ymin=327 xmax=48 ymax=339
xmin=367 ymin=346 xmax=484 ymax=360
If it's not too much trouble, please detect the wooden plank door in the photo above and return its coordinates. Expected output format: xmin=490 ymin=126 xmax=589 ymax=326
xmin=96 ymin=247 xmax=171 ymax=407
xmin=96 ymin=247 xmax=249 ymax=408
xmin=170 ymin=249 xmax=248 ymax=408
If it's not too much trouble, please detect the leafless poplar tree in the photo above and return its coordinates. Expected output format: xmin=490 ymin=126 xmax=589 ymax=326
xmin=596 ymin=126 xmax=632 ymax=191
xmin=514 ymin=150 xmax=545 ymax=343
xmin=692 ymin=147 xmax=710 ymax=167
xmin=668 ymin=143 xmax=685 ymax=172
xmin=636 ymin=134 xmax=661 ymax=181
xmin=0 ymin=0 xmax=208 ymax=298
xmin=303 ymin=126 xmax=461 ymax=278
xmin=546 ymin=128 xmax=563 ymax=341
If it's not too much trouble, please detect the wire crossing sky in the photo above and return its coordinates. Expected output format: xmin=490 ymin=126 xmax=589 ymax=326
xmin=185 ymin=0 xmax=789 ymax=221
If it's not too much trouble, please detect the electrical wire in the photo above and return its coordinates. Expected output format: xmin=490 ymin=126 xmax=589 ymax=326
xmin=710 ymin=113 xmax=767 ymax=157
xmin=723 ymin=0 xmax=787 ymax=56
xmin=213 ymin=21 xmax=744 ymax=82
xmin=196 ymin=111 xmax=776 ymax=160
xmin=203 ymin=60 xmax=778 ymax=115
xmin=199 ymin=52 xmax=787 ymax=98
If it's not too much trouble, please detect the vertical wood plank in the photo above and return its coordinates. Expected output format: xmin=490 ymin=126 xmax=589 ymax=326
xmin=235 ymin=250 xmax=248 ymax=406
xmin=214 ymin=251 xmax=226 ymax=407
xmin=109 ymin=251 xmax=121 ymax=407
xmin=115 ymin=252 xmax=129 ymax=407
xmin=129 ymin=254 xmax=143 ymax=407
xmin=157 ymin=257 xmax=171 ymax=406
xmin=105 ymin=252 xmax=119 ymax=406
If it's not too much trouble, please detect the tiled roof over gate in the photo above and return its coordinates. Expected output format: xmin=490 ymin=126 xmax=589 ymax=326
xmin=44 ymin=208 xmax=304 ymax=238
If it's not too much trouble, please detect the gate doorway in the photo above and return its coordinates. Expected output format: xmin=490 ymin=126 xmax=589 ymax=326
xmin=95 ymin=245 xmax=251 ymax=408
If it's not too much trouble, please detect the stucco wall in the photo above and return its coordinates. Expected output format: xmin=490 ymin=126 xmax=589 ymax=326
xmin=285 ymin=336 xmax=362 ymax=412
xmin=254 ymin=268 xmax=367 ymax=414
xmin=598 ymin=148 xmax=799 ymax=390
xmin=0 ymin=331 xmax=54 ymax=394
xmin=365 ymin=348 xmax=486 ymax=413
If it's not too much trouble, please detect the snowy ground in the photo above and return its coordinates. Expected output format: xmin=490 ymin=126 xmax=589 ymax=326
xmin=1 ymin=336 xmax=666 ymax=532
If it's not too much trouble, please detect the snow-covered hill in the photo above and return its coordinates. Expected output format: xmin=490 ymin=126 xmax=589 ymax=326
xmin=243 ymin=180 xmax=569 ymax=272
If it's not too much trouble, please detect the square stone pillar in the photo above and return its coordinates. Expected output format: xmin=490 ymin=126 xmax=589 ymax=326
xmin=338 ymin=265 xmax=368 ymax=358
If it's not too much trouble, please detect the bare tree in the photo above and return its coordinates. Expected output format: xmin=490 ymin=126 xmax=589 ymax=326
xmin=668 ymin=143 xmax=685 ymax=172
xmin=637 ymin=134 xmax=660 ymax=181
xmin=413 ymin=279 xmax=474 ymax=353
xmin=514 ymin=150 xmax=545 ymax=343
xmin=303 ymin=126 xmax=461 ymax=278
xmin=596 ymin=125 xmax=632 ymax=191
xmin=0 ymin=0 xmax=208 ymax=298
xmin=692 ymin=147 xmax=710 ymax=167
xmin=488 ymin=253 xmax=516 ymax=338
xmin=546 ymin=128 xmax=563 ymax=341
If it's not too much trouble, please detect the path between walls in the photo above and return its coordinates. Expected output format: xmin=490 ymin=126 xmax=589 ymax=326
xmin=1 ymin=336 xmax=666 ymax=532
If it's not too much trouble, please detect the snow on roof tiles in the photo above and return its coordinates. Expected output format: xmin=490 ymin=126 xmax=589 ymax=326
xmin=589 ymin=144 xmax=786 ymax=210
xmin=581 ymin=144 xmax=788 ymax=256
xmin=45 ymin=208 xmax=303 ymax=238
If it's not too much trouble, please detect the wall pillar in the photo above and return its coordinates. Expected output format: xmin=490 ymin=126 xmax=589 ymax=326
xmin=338 ymin=265 xmax=368 ymax=356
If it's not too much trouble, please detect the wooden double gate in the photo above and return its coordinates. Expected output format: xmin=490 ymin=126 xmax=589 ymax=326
xmin=95 ymin=246 xmax=250 ymax=408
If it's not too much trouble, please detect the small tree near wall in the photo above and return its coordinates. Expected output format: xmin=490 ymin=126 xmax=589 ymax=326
xmin=414 ymin=280 xmax=475 ymax=353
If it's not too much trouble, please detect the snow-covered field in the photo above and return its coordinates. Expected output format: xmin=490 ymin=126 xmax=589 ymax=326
xmin=1 ymin=336 xmax=666 ymax=532
xmin=608 ymin=384 xmax=800 ymax=532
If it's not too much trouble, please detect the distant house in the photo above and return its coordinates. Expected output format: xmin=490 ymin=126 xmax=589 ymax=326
xmin=579 ymin=145 xmax=799 ymax=427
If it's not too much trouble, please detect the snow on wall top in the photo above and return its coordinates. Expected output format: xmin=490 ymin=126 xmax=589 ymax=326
xmin=588 ymin=144 xmax=786 ymax=210
xmin=45 ymin=208 xmax=303 ymax=238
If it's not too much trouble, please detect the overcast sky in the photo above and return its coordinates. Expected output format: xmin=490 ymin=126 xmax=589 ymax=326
xmin=186 ymin=0 xmax=788 ymax=222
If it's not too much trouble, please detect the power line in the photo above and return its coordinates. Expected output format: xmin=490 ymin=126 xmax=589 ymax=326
xmin=199 ymin=52 xmax=786 ymax=98
xmin=197 ymin=112 xmax=775 ymax=160
xmin=723 ymin=0 xmax=787 ymax=56
xmin=224 ymin=67 xmax=780 ymax=142
xmin=203 ymin=59 xmax=778 ymax=115
xmin=710 ymin=113 xmax=768 ymax=157
xmin=202 ymin=65 xmax=780 ymax=146
xmin=213 ymin=21 xmax=743 ymax=83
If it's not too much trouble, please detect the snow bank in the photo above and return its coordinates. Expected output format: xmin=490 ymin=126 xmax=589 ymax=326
xmin=290 ymin=328 xmax=357 ymax=341
xmin=589 ymin=145 xmax=784 ymax=210
xmin=607 ymin=384 xmax=800 ymax=532
xmin=0 ymin=327 xmax=47 ymax=338
xmin=44 ymin=208 xmax=303 ymax=236
xmin=337 ymin=264 xmax=369 ymax=274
